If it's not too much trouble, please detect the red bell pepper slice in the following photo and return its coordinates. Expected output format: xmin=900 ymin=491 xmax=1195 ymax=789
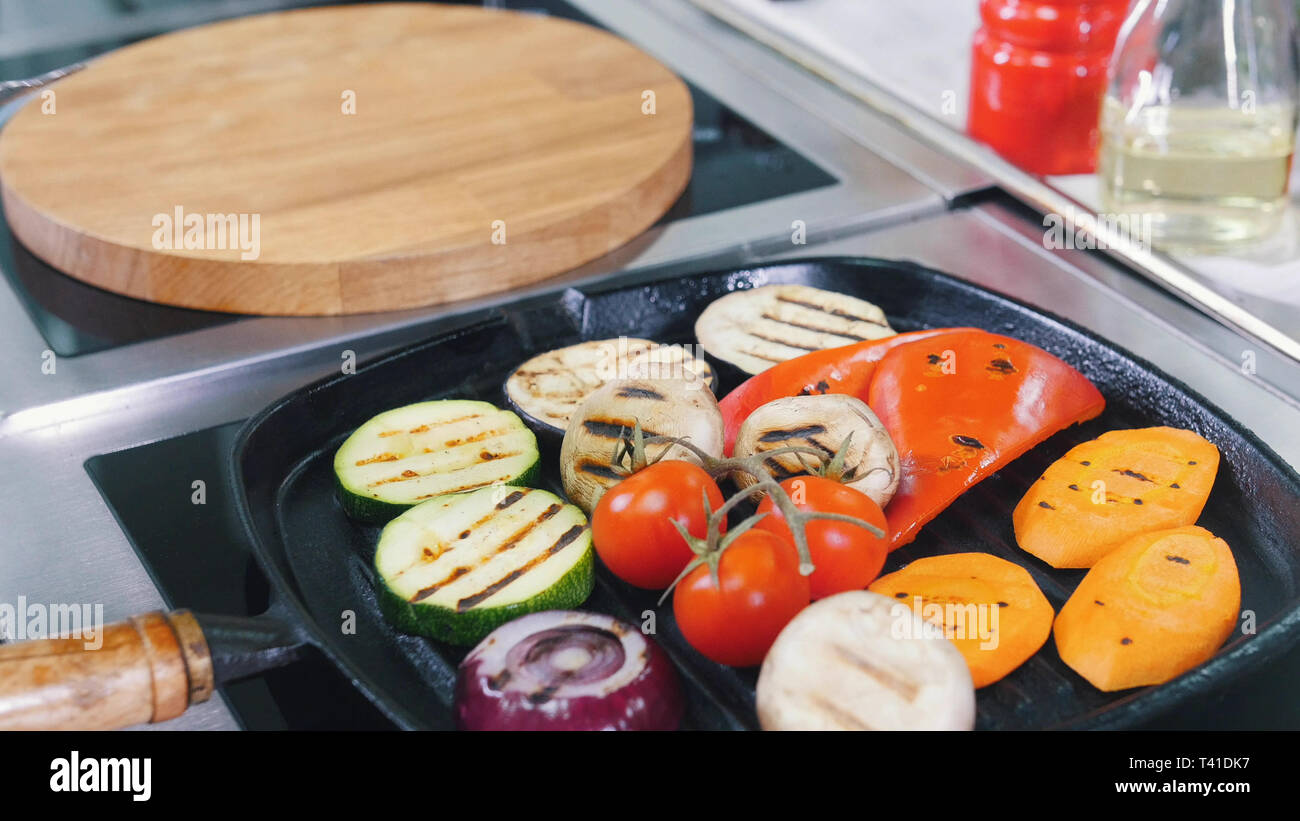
xmin=867 ymin=330 xmax=1105 ymax=550
xmin=718 ymin=328 xmax=977 ymax=455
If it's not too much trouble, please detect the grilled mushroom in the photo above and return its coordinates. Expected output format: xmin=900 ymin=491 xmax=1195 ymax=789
xmin=694 ymin=284 xmax=895 ymax=377
xmin=733 ymin=394 xmax=900 ymax=507
xmin=505 ymin=338 xmax=713 ymax=437
xmin=560 ymin=378 xmax=724 ymax=512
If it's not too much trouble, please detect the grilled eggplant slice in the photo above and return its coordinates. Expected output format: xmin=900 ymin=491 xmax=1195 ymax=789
xmin=334 ymin=400 xmax=539 ymax=524
xmin=505 ymin=338 xmax=713 ymax=439
xmin=560 ymin=379 xmax=724 ymax=512
xmin=733 ymin=394 xmax=900 ymax=507
xmin=694 ymin=284 xmax=895 ymax=377
xmin=375 ymin=486 xmax=593 ymax=645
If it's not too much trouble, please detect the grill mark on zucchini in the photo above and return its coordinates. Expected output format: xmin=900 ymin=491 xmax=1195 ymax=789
xmin=372 ymin=468 xmax=518 ymax=489
xmin=413 ymin=478 xmax=500 ymax=499
xmin=356 ymin=426 xmax=522 ymax=475
xmin=412 ymin=566 xmax=471 ymax=602
xmin=454 ymin=495 xmax=522 ymax=538
xmin=371 ymin=469 xmax=421 ymax=486
xmin=376 ymin=414 xmax=484 ymax=438
xmin=409 ymin=502 xmax=564 ymax=602
xmin=455 ymin=524 xmax=587 ymax=611
xmin=457 ymin=504 xmax=563 ymax=584
xmin=496 ymin=490 xmax=525 ymax=510
xmin=759 ymin=312 xmax=868 ymax=341
xmin=443 ymin=428 xmax=510 ymax=447
xmin=355 ymin=452 xmax=400 ymax=466
xmin=775 ymin=294 xmax=890 ymax=326
xmin=366 ymin=446 xmax=525 ymax=486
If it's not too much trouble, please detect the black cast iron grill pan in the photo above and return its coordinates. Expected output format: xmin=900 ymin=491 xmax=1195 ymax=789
xmin=2 ymin=258 xmax=1297 ymax=731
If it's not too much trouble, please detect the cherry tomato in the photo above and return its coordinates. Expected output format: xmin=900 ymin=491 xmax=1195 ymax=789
xmin=591 ymin=461 xmax=725 ymax=589
xmin=755 ymin=476 xmax=888 ymax=599
xmin=673 ymin=529 xmax=810 ymax=667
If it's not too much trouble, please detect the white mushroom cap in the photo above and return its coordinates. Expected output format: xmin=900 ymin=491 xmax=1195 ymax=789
xmin=734 ymin=393 xmax=900 ymax=507
xmin=560 ymin=379 xmax=724 ymax=512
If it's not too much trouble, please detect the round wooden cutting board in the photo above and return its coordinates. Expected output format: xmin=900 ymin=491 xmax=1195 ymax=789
xmin=0 ymin=3 xmax=692 ymax=315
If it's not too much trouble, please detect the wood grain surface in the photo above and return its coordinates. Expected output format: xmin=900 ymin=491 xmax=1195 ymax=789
xmin=0 ymin=610 xmax=214 ymax=731
xmin=0 ymin=3 xmax=692 ymax=315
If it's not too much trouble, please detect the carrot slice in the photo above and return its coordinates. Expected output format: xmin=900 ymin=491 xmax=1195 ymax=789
xmin=869 ymin=553 xmax=1054 ymax=688
xmin=1013 ymin=427 xmax=1219 ymax=568
xmin=1053 ymin=525 xmax=1240 ymax=692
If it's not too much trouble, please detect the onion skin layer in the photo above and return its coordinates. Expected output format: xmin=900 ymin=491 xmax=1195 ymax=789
xmin=454 ymin=611 xmax=685 ymax=731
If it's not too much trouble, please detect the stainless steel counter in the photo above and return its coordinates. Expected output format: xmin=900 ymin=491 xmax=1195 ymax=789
xmin=1 ymin=0 xmax=1297 ymax=730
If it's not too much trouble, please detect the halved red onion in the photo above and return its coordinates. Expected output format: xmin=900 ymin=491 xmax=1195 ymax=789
xmin=455 ymin=611 xmax=684 ymax=731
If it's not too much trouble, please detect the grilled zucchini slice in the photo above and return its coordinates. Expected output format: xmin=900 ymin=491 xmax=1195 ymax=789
xmin=505 ymin=338 xmax=713 ymax=436
xmin=694 ymin=284 xmax=895 ymax=376
xmin=374 ymin=486 xmax=594 ymax=645
xmin=334 ymin=400 xmax=539 ymax=524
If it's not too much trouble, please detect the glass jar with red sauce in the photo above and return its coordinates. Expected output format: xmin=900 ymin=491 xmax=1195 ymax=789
xmin=967 ymin=0 xmax=1130 ymax=175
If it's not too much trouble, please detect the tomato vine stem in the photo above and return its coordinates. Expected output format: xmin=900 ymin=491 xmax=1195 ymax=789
xmin=615 ymin=426 xmax=886 ymax=603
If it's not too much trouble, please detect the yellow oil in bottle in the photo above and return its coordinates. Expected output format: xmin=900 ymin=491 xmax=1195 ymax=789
xmin=1099 ymin=97 xmax=1296 ymax=252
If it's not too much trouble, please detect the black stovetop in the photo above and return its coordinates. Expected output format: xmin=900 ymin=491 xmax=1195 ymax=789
xmin=0 ymin=0 xmax=835 ymax=358
xmin=86 ymin=422 xmax=396 ymax=730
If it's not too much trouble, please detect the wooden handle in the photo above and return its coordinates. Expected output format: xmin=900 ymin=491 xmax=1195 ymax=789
xmin=0 ymin=610 xmax=215 ymax=730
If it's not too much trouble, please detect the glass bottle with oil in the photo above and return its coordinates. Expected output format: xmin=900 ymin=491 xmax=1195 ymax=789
xmin=1099 ymin=0 xmax=1299 ymax=253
